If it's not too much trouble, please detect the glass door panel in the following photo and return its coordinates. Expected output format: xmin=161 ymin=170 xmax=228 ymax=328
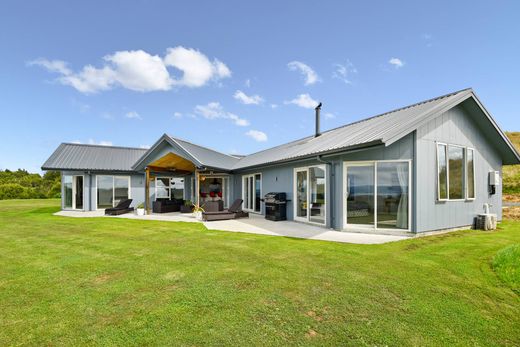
xmin=64 ymin=176 xmax=73 ymax=209
xmin=74 ymin=176 xmax=83 ymax=209
xmin=254 ymin=174 xmax=261 ymax=212
xmin=97 ymin=176 xmax=113 ymax=208
xmin=345 ymin=164 xmax=375 ymax=226
xmin=377 ymin=162 xmax=409 ymax=230
xmin=296 ymin=170 xmax=308 ymax=219
xmin=114 ymin=177 xmax=130 ymax=204
xmin=309 ymin=167 xmax=326 ymax=224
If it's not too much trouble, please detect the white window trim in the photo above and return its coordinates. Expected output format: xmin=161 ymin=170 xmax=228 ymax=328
xmin=95 ymin=175 xmax=131 ymax=210
xmin=466 ymin=147 xmax=476 ymax=200
xmin=436 ymin=142 xmax=449 ymax=201
xmin=242 ymin=173 xmax=262 ymax=213
xmin=436 ymin=142 xmax=475 ymax=202
xmin=342 ymin=160 xmax=412 ymax=232
xmin=63 ymin=174 xmax=85 ymax=210
xmin=155 ymin=176 xmax=172 ymax=200
xmin=293 ymin=165 xmax=327 ymax=226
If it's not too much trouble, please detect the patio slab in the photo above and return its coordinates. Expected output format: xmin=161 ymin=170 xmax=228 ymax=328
xmin=54 ymin=210 xmax=410 ymax=244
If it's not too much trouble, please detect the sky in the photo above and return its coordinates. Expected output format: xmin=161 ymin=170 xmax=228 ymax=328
xmin=1 ymin=1 xmax=519 ymax=172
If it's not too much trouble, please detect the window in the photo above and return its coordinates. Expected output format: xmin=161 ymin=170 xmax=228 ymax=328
xmin=155 ymin=177 xmax=185 ymax=200
xmin=97 ymin=175 xmax=130 ymax=208
xmin=448 ymin=146 xmax=464 ymax=200
xmin=344 ymin=161 xmax=409 ymax=231
xmin=63 ymin=175 xmax=84 ymax=210
xmin=466 ymin=148 xmax=475 ymax=199
xmin=436 ymin=143 xmax=476 ymax=201
xmin=437 ymin=144 xmax=448 ymax=200
xmin=294 ymin=165 xmax=327 ymax=225
xmin=243 ymin=173 xmax=261 ymax=212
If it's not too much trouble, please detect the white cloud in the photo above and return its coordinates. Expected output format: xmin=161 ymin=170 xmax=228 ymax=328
xmin=71 ymin=139 xmax=113 ymax=146
xmin=287 ymin=61 xmax=319 ymax=85
xmin=164 ymin=46 xmax=231 ymax=88
xmin=244 ymin=79 xmax=251 ymax=87
xmin=173 ymin=112 xmax=183 ymax=118
xmin=333 ymin=60 xmax=357 ymax=84
xmin=389 ymin=57 xmax=404 ymax=68
xmin=285 ymin=93 xmax=319 ymax=109
xmin=29 ymin=46 xmax=231 ymax=93
xmin=233 ymin=90 xmax=263 ymax=105
xmin=140 ymin=144 xmax=151 ymax=149
xmin=270 ymin=104 xmax=278 ymax=109
xmin=125 ymin=111 xmax=142 ymax=120
xmin=324 ymin=112 xmax=336 ymax=119
xmin=28 ymin=58 xmax=71 ymax=75
xmin=194 ymin=102 xmax=249 ymax=126
xmin=245 ymin=130 xmax=268 ymax=142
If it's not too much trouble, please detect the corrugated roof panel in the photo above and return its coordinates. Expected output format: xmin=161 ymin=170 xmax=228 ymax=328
xmin=231 ymin=89 xmax=470 ymax=169
xmin=41 ymin=143 xmax=147 ymax=171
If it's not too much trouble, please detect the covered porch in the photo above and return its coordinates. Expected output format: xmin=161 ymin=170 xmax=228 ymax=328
xmin=142 ymin=152 xmax=232 ymax=215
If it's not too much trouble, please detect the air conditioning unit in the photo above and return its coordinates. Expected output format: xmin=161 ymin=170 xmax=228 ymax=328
xmin=475 ymin=214 xmax=497 ymax=230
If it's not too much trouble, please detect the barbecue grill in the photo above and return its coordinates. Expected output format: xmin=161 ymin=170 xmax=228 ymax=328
xmin=264 ymin=192 xmax=287 ymax=221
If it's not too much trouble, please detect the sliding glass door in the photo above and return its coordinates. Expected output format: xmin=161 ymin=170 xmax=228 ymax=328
xmin=243 ymin=174 xmax=261 ymax=212
xmin=63 ymin=175 xmax=84 ymax=210
xmin=294 ymin=166 xmax=326 ymax=225
xmin=344 ymin=161 xmax=410 ymax=231
xmin=97 ymin=175 xmax=130 ymax=209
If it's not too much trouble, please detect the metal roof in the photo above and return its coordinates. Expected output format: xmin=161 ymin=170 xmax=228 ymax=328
xmin=169 ymin=136 xmax=240 ymax=170
xmin=42 ymin=88 xmax=520 ymax=172
xmin=231 ymin=88 xmax=474 ymax=169
xmin=41 ymin=143 xmax=147 ymax=171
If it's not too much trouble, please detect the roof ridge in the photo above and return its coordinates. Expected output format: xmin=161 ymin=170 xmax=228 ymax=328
xmin=61 ymin=142 xmax=147 ymax=151
xmin=167 ymin=135 xmax=240 ymax=160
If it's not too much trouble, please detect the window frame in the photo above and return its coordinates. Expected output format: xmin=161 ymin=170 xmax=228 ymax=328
xmin=466 ymin=147 xmax=476 ymax=200
xmin=242 ymin=173 xmax=262 ymax=213
xmin=436 ymin=142 xmax=476 ymax=202
xmin=436 ymin=143 xmax=449 ymax=201
xmin=293 ymin=165 xmax=327 ymax=226
xmin=155 ymin=176 xmax=172 ymax=200
xmin=95 ymin=175 xmax=131 ymax=209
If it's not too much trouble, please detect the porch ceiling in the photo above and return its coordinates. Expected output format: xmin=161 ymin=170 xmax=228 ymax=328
xmin=147 ymin=152 xmax=196 ymax=173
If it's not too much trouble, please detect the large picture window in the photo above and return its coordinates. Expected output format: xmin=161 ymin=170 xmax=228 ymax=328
xmin=436 ymin=143 xmax=476 ymax=201
xmin=155 ymin=177 xmax=185 ymax=200
xmin=97 ymin=175 xmax=130 ymax=209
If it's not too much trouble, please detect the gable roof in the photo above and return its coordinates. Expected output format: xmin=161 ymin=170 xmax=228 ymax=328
xmin=41 ymin=143 xmax=147 ymax=172
xmin=231 ymin=88 xmax=520 ymax=169
xmin=131 ymin=134 xmax=240 ymax=171
xmin=42 ymin=88 xmax=520 ymax=172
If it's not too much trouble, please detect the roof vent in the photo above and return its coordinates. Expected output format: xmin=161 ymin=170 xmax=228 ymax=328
xmin=315 ymin=102 xmax=322 ymax=137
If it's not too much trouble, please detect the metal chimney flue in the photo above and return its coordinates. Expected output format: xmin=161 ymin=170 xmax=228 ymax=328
xmin=315 ymin=102 xmax=322 ymax=137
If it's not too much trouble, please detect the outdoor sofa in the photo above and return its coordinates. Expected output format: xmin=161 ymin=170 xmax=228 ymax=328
xmin=153 ymin=198 xmax=183 ymax=213
xmin=202 ymin=199 xmax=248 ymax=221
xmin=105 ymin=199 xmax=134 ymax=215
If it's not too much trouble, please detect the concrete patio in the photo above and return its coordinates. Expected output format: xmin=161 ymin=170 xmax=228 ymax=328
xmin=54 ymin=210 xmax=410 ymax=244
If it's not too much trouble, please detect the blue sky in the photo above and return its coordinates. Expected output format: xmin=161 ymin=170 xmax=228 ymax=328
xmin=1 ymin=1 xmax=519 ymax=172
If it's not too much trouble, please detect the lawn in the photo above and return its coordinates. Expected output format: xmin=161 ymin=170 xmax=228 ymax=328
xmin=0 ymin=200 xmax=519 ymax=346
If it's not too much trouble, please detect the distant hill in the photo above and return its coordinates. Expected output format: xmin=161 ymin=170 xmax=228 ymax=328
xmin=504 ymin=132 xmax=520 ymax=194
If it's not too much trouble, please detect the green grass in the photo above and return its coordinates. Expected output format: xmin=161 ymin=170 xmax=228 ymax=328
xmin=1 ymin=200 xmax=519 ymax=346
xmin=493 ymin=244 xmax=520 ymax=294
xmin=504 ymin=132 xmax=520 ymax=194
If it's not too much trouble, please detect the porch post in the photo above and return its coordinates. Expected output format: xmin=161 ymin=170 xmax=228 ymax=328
xmin=145 ymin=167 xmax=151 ymax=215
xmin=195 ymin=170 xmax=200 ymax=207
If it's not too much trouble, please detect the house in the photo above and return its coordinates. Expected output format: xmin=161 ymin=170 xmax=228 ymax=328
xmin=42 ymin=88 xmax=520 ymax=234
